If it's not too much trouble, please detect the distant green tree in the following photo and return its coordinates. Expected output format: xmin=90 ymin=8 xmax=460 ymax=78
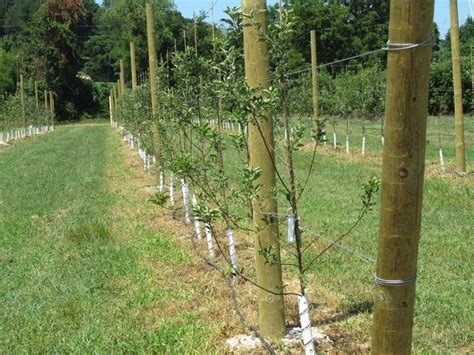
xmin=0 ymin=48 xmax=16 ymax=93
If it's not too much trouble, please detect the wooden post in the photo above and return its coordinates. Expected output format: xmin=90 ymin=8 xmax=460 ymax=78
xmin=117 ymin=79 xmax=121 ymax=97
xmin=109 ymin=92 xmax=114 ymax=127
xmin=450 ymin=0 xmax=466 ymax=172
xmin=194 ymin=16 xmax=198 ymax=53
xmin=20 ymin=74 xmax=26 ymax=127
xmin=34 ymin=81 xmax=39 ymax=111
xmin=371 ymin=1 xmax=434 ymax=354
xmin=119 ymin=59 xmax=126 ymax=95
xmin=242 ymin=0 xmax=286 ymax=339
xmin=49 ymin=91 xmax=55 ymax=126
xmin=130 ymin=42 xmax=138 ymax=91
xmin=146 ymin=1 xmax=162 ymax=169
xmin=44 ymin=89 xmax=48 ymax=111
xmin=310 ymin=30 xmax=319 ymax=135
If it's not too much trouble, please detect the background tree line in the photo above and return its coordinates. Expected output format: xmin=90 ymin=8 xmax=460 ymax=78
xmin=0 ymin=0 xmax=472 ymax=120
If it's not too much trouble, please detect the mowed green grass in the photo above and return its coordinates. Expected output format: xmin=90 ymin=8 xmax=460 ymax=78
xmin=222 ymin=116 xmax=473 ymax=352
xmin=290 ymin=116 xmax=473 ymax=352
xmin=0 ymin=125 xmax=217 ymax=353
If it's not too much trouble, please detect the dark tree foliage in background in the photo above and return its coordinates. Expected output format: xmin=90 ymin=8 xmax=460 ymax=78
xmin=0 ymin=1 xmax=472 ymax=119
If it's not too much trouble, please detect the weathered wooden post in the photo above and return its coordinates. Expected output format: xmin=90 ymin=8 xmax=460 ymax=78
xmin=20 ymin=74 xmax=26 ymax=128
xmin=130 ymin=42 xmax=138 ymax=91
xmin=34 ymin=81 xmax=39 ymax=111
xmin=49 ymin=91 xmax=55 ymax=128
xmin=450 ymin=0 xmax=466 ymax=172
xmin=146 ymin=1 xmax=162 ymax=177
xmin=119 ymin=59 xmax=126 ymax=95
xmin=310 ymin=30 xmax=319 ymax=135
xmin=371 ymin=1 xmax=434 ymax=353
xmin=242 ymin=0 xmax=286 ymax=340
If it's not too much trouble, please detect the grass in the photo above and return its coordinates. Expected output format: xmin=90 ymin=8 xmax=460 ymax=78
xmin=0 ymin=125 xmax=220 ymax=353
xmin=219 ymin=115 xmax=473 ymax=352
xmin=1 ymin=116 xmax=472 ymax=353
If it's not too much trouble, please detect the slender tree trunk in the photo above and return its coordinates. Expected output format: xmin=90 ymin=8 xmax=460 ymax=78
xmin=242 ymin=0 xmax=286 ymax=339
xmin=371 ymin=1 xmax=434 ymax=353
xmin=450 ymin=0 xmax=466 ymax=172
xmin=130 ymin=42 xmax=138 ymax=91
xmin=146 ymin=1 xmax=162 ymax=173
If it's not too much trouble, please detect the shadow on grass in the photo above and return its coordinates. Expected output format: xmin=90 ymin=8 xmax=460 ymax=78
xmin=312 ymin=300 xmax=374 ymax=326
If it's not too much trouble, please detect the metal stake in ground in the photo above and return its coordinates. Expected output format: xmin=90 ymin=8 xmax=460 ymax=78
xmin=371 ymin=1 xmax=434 ymax=353
xmin=242 ymin=0 xmax=286 ymax=340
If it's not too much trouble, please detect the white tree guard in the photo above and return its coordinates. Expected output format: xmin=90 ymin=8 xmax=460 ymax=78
xmin=345 ymin=135 xmax=350 ymax=153
xmin=192 ymin=195 xmax=202 ymax=239
xmin=333 ymin=132 xmax=337 ymax=150
xmin=298 ymin=295 xmax=315 ymax=354
xmin=226 ymin=228 xmax=238 ymax=270
xmin=287 ymin=215 xmax=295 ymax=243
xmin=205 ymin=223 xmax=215 ymax=258
xmin=169 ymin=173 xmax=175 ymax=207
xmin=362 ymin=136 xmax=366 ymax=155
xmin=181 ymin=179 xmax=191 ymax=224
xmin=439 ymin=148 xmax=446 ymax=173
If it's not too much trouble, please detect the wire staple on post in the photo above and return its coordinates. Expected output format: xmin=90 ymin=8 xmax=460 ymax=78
xmin=374 ymin=273 xmax=417 ymax=286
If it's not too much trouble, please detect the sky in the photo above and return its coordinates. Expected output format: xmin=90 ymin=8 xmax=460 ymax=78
xmin=172 ymin=0 xmax=473 ymax=38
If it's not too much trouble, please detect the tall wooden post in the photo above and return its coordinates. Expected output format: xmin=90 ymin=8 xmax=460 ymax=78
xmin=450 ymin=0 xmax=466 ymax=172
xmin=20 ymin=74 xmax=26 ymax=127
xmin=49 ymin=91 xmax=55 ymax=127
xmin=117 ymin=79 xmax=121 ymax=97
xmin=130 ymin=42 xmax=138 ymax=91
xmin=371 ymin=1 xmax=434 ymax=354
xmin=119 ymin=59 xmax=126 ymax=95
xmin=109 ymin=91 xmax=114 ymax=127
xmin=34 ymin=81 xmax=39 ymax=111
xmin=242 ymin=0 xmax=286 ymax=339
xmin=44 ymin=89 xmax=48 ymax=112
xmin=310 ymin=30 xmax=319 ymax=134
xmin=146 ymin=1 xmax=162 ymax=169
xmin=194 ymin=17 xmax=198 ymax=53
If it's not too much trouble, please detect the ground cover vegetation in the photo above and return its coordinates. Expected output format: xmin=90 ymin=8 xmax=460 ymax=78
xmin=0 ymin=125 xmax=226 ymax=353
xmin=0 ymin=0 xmax=472 ymax=353
xmin=110 ymin=1 xmax=472 ymax=352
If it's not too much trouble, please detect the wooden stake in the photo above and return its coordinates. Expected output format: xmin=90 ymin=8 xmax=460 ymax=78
xmin=371 ymin=1 xmax=434 ymax=353
xmin=146 ymin=1 xmax=162 ymax=170
xmin=20 ymin=74 xmax=26 ymax=127
xmin=49 ymin=91 xmax=55 ymax=126
xmin=242 ymin=0 xmax=286 ymax=339
xmin=130 ymin=42 xmax=138 ymax=91
xmin=450 ymin=0 xmax=466 ymax=172
xmin=194 ymin=16 xmax=198 ymax=53
xmin=119 ymin=59 xmax=126 ymax=95
xmin=44 ymin=89 xmax=48 ymax=111
xmin=310 ymin=30 xmax=319 ymax=135
xmin=34 ymin=81 xmax=39 ymax=111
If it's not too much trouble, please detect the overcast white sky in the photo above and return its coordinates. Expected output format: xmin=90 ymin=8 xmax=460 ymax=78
xmin=172 ymin=0 xmax=473 ymax=38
